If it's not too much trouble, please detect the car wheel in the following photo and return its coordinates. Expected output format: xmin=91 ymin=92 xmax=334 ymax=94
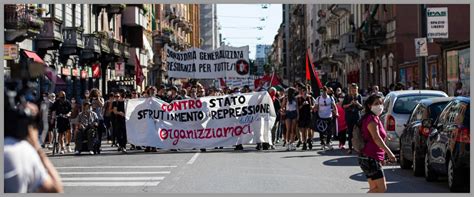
xmin=424 ymin=152 xmax=437 ymax=182
xmin=399 ymin=143 xmax=412 ymax=169
xmin=413 ymin=148 xmax=424 ymax=177
xmin=448 ymin=158 xmax=467 ymax=192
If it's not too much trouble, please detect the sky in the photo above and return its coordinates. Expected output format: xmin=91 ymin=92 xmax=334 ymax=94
xmin=216 ymin=4 xmax=283 ymax=60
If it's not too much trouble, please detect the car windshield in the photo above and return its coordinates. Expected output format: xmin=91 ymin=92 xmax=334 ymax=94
xmin=393 ymin=95 xmax=445 ymax=114
xmin=429 ymin=102 xmax=449 ymax=120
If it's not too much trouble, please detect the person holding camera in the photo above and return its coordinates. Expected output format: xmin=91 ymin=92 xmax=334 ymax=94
xmin=342 ymin=83 xmax=364 ymax=154
xmin=50 ymin=91 xmax=72 ymax=154
xmin=4 ymin=97 xmax=63 ymax=193
xmin=75 ymin=102 xmax=99 ymax=155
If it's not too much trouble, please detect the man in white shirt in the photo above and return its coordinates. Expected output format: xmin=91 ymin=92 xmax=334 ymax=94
xmin=313 ymin=86 xmax=339 ymax=150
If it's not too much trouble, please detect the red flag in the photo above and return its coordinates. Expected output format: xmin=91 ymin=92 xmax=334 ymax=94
xmin=135 ymin=54 xmax=145 ymax=85
xmin=305 ymin=51 xmax=311 ymax=81
xmin=219 ymin=78 xmax=227 ymax=87
xmin=92 ymin=63 xmax=101 ymax=78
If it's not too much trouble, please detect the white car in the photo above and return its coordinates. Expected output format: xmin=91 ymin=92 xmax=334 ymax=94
xmin=380 ymin=90 xmax=448 ymax=153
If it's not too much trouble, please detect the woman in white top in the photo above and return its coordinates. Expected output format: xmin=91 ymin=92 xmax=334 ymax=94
xmin=281 ymin=87 xmax=298 ymax=151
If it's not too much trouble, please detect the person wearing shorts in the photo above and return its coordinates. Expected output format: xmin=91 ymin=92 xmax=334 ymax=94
xmin=281 ymin=87 xmax=298 ymax=151
xmin=50 ymin=91 xmax=72 ymax=154
xmin=358 ymin=94 xmax=396 ymax=193
xmin=296 ymin=85 xmax=313 ymax=150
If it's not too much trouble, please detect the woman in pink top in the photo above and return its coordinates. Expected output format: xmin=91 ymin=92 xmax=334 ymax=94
xmin=358 ymin=94 xmax=396 ymax=193
xmin=336 ymin=95 xmax=348 ymax=149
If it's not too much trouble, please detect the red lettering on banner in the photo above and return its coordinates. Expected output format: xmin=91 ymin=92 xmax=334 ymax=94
xmin=234 ymin=126 xmax=243 ymax=136
xmin=188 ymin=100 xmax=195 ymax=109
xmin=196 ymin=100 xmax=202 ymax=108
xmin=159 ymin=124 xmax=256 ymax=145
xmin=205 ymin=128 xmax=212 ymax=139
xmin=198 ymin=129 xmax=204 ymax=139
xmin=160 ymin=129 xmax=169 ymax=139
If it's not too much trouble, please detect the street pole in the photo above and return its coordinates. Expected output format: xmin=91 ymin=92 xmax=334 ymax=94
xmin=419 ymin=4 xmax=427 ymax=89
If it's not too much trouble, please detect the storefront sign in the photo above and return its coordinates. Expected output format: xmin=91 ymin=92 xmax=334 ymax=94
xmin=4 ymin=44 xmax=19 ymax=60
xmin=92 ymin=63 xmax=101 ymax=78
xmin=62 ymin=67 xmax=71 ymax=76
xmin=81 ymin=70 xmax=88 ymax=79
xmin=427 ymin=7 xmax=448 ymax=39
xmin=165 ymin=45 xmax=250 ymax=79
xmin=415 ymin=38 xmax=428 ymax=57
xmin=72 ymin=68 xmax=80 ymax=77
xmin=115 ymin=62 xmax=125 ymax=77
xmin=87 ymin=67 xmax=93 ymax=78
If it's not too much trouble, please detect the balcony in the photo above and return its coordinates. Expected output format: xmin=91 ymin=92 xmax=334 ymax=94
xmin=96 ymin=31 xmax=110 ymax=54
xmin=356 ymin=19 xmax=387 ymax=50
xmin=5 ymin=4 xmax=44 ymax=43
xmin=339 ymin=32 xmax=358 ymax=56
xmin=121 ymin=43 xmax=130 ymax=59
xmin=36 ymin=17 xmax=63 ymax=50
xmin=177 ymin=17 xmax=186 ymax=28
xmin=108 ymin=38 xmax=121 ymax=56
xmin=82 ymin=34 xmax=101 ymax=60
xmin=60 ymin=27 xmax=84 ymax=55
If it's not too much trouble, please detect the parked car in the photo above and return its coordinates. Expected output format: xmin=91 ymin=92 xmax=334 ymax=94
xmin=425 ymin=96 xmax=470 ymax=192
xmin=399 ymin=97 xmax=454 ymax=176
xmin=380 ymin=90 xmax=448 ymax=153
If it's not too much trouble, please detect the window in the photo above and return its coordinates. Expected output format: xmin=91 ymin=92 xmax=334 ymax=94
xmin=54 ymin=4 xmax=63 ymax=21
xmin=75 ymin=4 xmax=82 ymax=27
xmin=393 ymin=95 xmax=445 ymax=114
xmin=437 ymin=102 xmax=453 ymax=125
xmin=65 ymin=4 xmax=73 ymax=27
xmin=428 ymin=102 xmax=449 ymax=121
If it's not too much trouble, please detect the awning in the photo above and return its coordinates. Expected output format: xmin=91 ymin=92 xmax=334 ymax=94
xmin=23 ymin=50 xmax=45 ymax=64
xmin=45 ymin=66 xmax=66 ymax=85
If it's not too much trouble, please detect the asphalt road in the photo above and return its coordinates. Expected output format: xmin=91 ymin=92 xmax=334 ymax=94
xmin=47 ymin=138 xmax=451 ymax=193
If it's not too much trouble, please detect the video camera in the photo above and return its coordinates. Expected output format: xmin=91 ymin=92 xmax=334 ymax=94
xmin=4 ymin=79 xmax=46 ymax=140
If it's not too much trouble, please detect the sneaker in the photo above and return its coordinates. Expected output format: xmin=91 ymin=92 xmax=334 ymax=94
xmin=121 ymin=148 xmax=127 ymax=153
xmin=144 ymin=147 xmax=151 ymax=152
xmin=302 ymin=143 xmax=307 ymax=150
xmin=292 ymin=143 xmax=297 ymax=151
xmin=219 ymin=147 xmax=223 ymax=149
xmin=296 ymin=141 xmax=302 ymax=148
xmin=60 ymin=150 xmax=65 ymax=154
xmin=89 ymin=151 xmax=95 ymax=155
xmin=270 ymin=145 xmax=276 ymax=150
xmin=282 ymin=142 xmax=286 ymax=147
xmin=66 ymin=146 xmax=72 ymax=153
xmin=151 ymin=147 xmax=157 ymax=152
xmin=200 ymin=148 xmax=206 ymax=152
xmin=286 ymin=144 xmax=290 ymax=151
xmin=74 ymin=151 xmax=80 ymax=155
xmin=308 ymin=141 xmax=313 ymax=150
xmin=47 ymin=144 xmax=52 ymax=149
xmin=322 ymin=144 xmax=327 ymax=151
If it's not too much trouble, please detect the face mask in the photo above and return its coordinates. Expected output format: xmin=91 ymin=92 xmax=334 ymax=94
xmin=371 ymin=104 xmax=384 ymax=116
xmin=71 ymin=100 xmax=76 ymax=103
xmin=43 ymin=97 xmax=48 ymax=101
xmin=339 ymin=98 xmax=344 ymax=103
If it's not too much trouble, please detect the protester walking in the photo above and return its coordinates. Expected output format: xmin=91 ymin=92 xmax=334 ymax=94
xmin=336 ymin=94 xmax=348 ymax=149
xmin=90 ymin=89 xmax=105 ymax=152
xmin=112 ymin=90 xmax=127 ymax=153
xmin=343 ymin=83 xmax=363 ymax=154
xmin=314 ymin=86 xmax=338 ymax=151
xmin=69 ymin=97 xmax=80 ymax=152
xmin=269 ymin=87 xmax=281 ymax=150
xmin=296 ymin=85 xmax=313 ymax=150
xmin=281 ymin=87 xmax=298 ymax=151
xmin=358 ymin=94 xmax=396 ymax=193
xmin=104 ymin=92 xmax=115 ymax=145
xmin=144 ymin=87 xmax=158 ymax=152
xmin=50 ymin=91 xmax=72 ymax=154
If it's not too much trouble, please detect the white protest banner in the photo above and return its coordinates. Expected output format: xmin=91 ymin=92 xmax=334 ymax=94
xmin=115 ymin=62 xmax=125 ymax=77
xmin=165 ymin=45 xmax=250 ymax=79
xmin=125 ymin=91 xmax=275 ymax=149
xmin=415 ymin=38 xmax=428 ymax=57
xmin=427 ymin=7 xmax=448 ymax=39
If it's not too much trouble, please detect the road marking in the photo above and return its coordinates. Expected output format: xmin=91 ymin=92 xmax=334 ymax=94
xmin=61 ymin=177 xmax=165 ymax=181
xmin=59 ymin=171 xmax=171 ymax=175
xmin=56 ymin=166 xmax=177 ymax=169
xmin=187 ymin=153 xmax=200 ymax=165
xmin=62 ymin=181 xmax=161 ymax=187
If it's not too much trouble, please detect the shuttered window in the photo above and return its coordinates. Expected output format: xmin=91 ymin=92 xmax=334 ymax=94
xmin=54 ymin=4 xmax=63 ymax=21
xmin=65 ymin=4 xmax=73 ymax=27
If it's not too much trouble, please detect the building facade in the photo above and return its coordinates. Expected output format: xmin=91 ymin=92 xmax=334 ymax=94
xmin=200 ymin=4 xmax=219 ymax=51
xmin=255 ymin=44 xmax=272 ymax=76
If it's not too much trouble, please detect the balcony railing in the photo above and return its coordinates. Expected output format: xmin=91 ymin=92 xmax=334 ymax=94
xmin=36 ymin=17 xmax=63 ymax=49
xmin=339 ymin=32 xmax=358 ymax=55
xmin=83 ymin=34 xmax=101 ymax=54
xmin=108 ymin=4 xmax=126 ymax=14
xmin=317 ymin=19 xmax=327 ymax=34
xmin=96 ymin=31 xmax=110 ymax=53
xmin=109 ymin=38 xmax=121 ymax=56
xmin=5 ymin=4 xmax=44 ymax=42
xmin=121 ymin=43 xmax=130 ymax=59
xmin=62 ymin=27 xmax=84 ymax=49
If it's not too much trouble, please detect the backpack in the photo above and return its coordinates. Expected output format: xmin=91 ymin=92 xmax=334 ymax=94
xmin=351 ymin=115 xmax=367 ymax=152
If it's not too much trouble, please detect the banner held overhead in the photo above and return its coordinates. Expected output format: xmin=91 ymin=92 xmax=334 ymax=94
xmin=166 ymin=45 xmax=250 ymax=79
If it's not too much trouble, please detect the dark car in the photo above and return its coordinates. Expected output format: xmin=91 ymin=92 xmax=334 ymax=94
xmin=425 ymin=96 xmax=470 ymax=192
xmin=399 ymin=97 xmax=453 ymax=176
